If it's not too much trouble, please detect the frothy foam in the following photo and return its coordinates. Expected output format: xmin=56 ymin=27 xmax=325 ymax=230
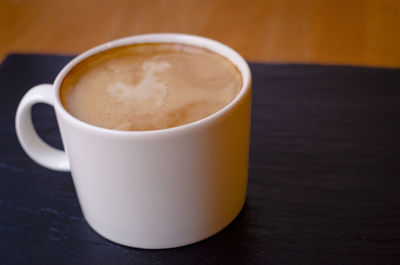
xmin=107 ymin=61 xmax=171 ymax=107
xmin=60 ymin=43 xmax=242 ymax=131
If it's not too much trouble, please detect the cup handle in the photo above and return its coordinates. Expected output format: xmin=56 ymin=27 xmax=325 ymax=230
xmin=15 ymin=84 xmax=70 ymax=172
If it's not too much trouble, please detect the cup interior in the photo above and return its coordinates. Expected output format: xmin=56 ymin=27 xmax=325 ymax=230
xmin=53 ymin=33 xmax=251 ymax=134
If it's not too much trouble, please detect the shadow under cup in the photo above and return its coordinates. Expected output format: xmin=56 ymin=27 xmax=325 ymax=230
xmin=15 ymin=33 xmax=252 ymax=249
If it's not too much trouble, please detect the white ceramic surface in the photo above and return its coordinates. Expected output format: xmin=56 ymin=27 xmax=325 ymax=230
xmin=15 ymin=33 xmax=252 ymax=249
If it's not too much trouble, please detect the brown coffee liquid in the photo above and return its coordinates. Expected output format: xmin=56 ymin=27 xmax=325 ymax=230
xmin=60 ymin=43 xmax=242 ymax=131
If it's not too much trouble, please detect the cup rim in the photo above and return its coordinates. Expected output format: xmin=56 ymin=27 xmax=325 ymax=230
xmin=53 ymin=33 xmax=251 ymax=135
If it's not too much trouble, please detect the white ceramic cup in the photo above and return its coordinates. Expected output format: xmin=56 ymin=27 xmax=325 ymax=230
xmin=15 ymin=33 xmax=252 ymax=249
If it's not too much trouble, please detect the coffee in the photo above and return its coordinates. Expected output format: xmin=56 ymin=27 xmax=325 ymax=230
xmin=60 ymin=43 xmax=242 ymax=131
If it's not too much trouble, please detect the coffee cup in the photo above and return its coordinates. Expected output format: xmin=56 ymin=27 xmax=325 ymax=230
xmin=15 ymin=33 xmax=252 ymax=249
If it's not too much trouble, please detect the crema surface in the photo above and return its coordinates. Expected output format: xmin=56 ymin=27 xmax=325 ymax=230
xmin=61 ymin=43 xmax=242 ymax=131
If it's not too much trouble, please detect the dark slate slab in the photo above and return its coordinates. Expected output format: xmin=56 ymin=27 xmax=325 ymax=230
xmin=1 ymin=54 xmax=400 ymax=265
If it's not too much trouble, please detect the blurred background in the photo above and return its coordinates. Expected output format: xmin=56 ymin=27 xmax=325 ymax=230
xmin=1 ymin=0 xmax=399 ymax=67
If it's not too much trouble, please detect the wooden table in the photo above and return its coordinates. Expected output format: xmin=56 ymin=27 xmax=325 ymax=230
xmin=2 ymin=1 xmax=400 ymax=264
xmin=1 ymin=0 xmax=400 ymax=67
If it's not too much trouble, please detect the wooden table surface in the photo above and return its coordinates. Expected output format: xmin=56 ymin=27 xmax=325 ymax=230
xmin=1 ymin=0 xmax=400 ymax=67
